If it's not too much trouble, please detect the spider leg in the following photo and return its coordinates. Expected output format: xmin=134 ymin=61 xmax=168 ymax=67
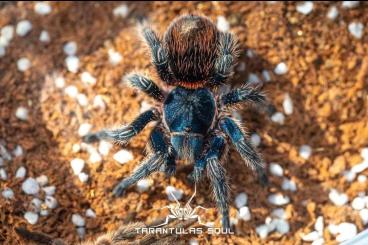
xmin=142 ymin=27 xmax=173 ymax=84
xmin=125 ymin=73 xmax=164 ymax=102
xmin=219 ymin=117 xmax=268 ymax=186
xmin=82 ymin=109 xmax=158 ymax=144
xmin=152 ymin=215 xmax=176 ymax=228
xmin=113 ymin=125 xmax=175 ymax=197
xmin=190 ymin=215 xmax=211 ymax=227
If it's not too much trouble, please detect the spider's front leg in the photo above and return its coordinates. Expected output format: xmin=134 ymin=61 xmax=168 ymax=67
xmin=112 ymin=125 xmax=176 ymax=197
xmin=82 ymin=109 xmax=158 ymax=144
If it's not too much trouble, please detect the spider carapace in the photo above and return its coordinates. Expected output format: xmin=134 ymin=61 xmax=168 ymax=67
xmin=83 ymin=14 xmax=270 ymax=229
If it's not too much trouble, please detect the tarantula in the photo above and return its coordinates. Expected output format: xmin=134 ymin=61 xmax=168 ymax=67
xmin=83 ymin=14 xmax=269 ymax=229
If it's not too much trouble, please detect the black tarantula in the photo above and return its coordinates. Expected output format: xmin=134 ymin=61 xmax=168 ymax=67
xmin=83 ymin=14 xmax=269 ymax=229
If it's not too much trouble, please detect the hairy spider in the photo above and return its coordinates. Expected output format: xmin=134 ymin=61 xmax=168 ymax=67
xmin=83 ymin=14 xmax=270 ymax=229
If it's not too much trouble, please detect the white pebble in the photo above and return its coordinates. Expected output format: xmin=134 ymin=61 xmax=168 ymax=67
xmin=250 ymin=133 xmax=261 ymax=147
xmin=189 ymin=239 xmax=199 ymax=245
xmin=314 ymin=216 xmax=324 ymax=234
xmin=359 ymin=209 xmax=368 ymax=225
xmin=53 ymin=75 xmax=65 ymax=89
xmin=42 ymin=186 xmax=56 ymax=196
xmin=39 ymin=30 xmax=50 ymax=43
xmin=1 ymin=25 xmax=14 ymax=42
xmin=327 ymin=6 xmax=339 ymax=20
xmin=113 ymin=149 xmax=134 ymax=164
xmin=262 ymin=70 xmax=272 ymax=82
xmin=72 ymin=144 xmax=81 ymax=153
xmin=265 ymin=217 xmax=277 ymax=232
xmin=65 ymin=55 xmax=79 ymax=73
xmin=248 ymin=73 xmax=261 ymax=84
xmin=0 ymin=46 xmax=5 ymax=57
xmin=281 ymin=178 xmax=297 ymax=192
xmin=81 ymin=71 xmax=96 ymax=85
xmin=336 ymin=222 xmax=357 ymax=242
xmin=22 ymin=178 xmax=40 ymax=195
xmin=0 ymin=168 xmax=7 ymax=180
xmin=113 ymin=4 xmax=129 ymax=18
xmin=16 ymin=20 xmax=32 ymax=37
xmin=136 ymin=179 xmax=152 ymax=193
xmin=78 ymin=123 xmax=92 ymax=137
xmin=256 ymin=224 xmax=269 ymax=239
xmin=352 ymin=196 xmax=366 ymax=210
xmin=63 ymin=41 xmax=77 ymax=56
xmin=77 ymin=227 xmax=86 ymax=239
xmin=166 ymin=186 xmax=183 ymax=201
xmin=358 ymin=175 xmax=367 ymax=183
xmin=34 ymin=2 xmax=52 ymax=15
xmin=17 ymin=58 xmax=31 ymax=72
xmin=299 ymin=145 xmax=312 ymax=159
xmin=311 ymin=238 xmax=324 ymax=245
xmin=2 ymin=188 xmax=14 ymax=199
xmin=329 ymin=189 xmax=348 ymax=206
xmin=0 ymin=144 xmax=12 ymax=161
xmin=269 ymin=163 xmax=283 ymax=177
xmin=36 ymin=175 xmax=48 ymax=186
xmin=343 ymin=170 xmax=356 ymax=182
xmin=31 ymin=198 xmax=42 ymax=212
xmin=45 ymin=196 xmax=58 ymax=209
xmin=72 ymin=214 xmax=85 ymax=227
xmin=0 ymin=36 xmax=9 ymax=48
xmin=268 ymin=193 xmax=290 ymax=206
xmin=238 ymin=206 xmax=251 ymax=221
xmin=282 ymin=93 xmax=293 ymax=115
xmin=15 ymin=166 xmax=26 ymax=179
xmin=13 ymin=145 xmax=23 ymax=157
xmin=40 ymin=209 xmax=49 ymax=216
xmin=77 ymin=93 xmax=88 ymax=107
xmin=342 ymin=1 xmax=360 ymax=8
xmin=108 ymin=49 xmax=122 ymax=65
xmin=24 ymin=211 xmax=38 ymax=225
xmin=328 ymin=223 xmax=339 ymax=235
xmin=296 ymin=2 xmax=314 ymax=15
xmin=361 ymin=147 xmax=368 ymax=159
xmin=98 ymin=140 xmax=112 ymax=156
xmin=275 ymin=219 xmax=290 ymax=234
xmin=274 ymin=62 xmax=288 ymax=75
xmin=235 ymin=192 xmax=248 ymax=209
xmin=301 ymin=231 xmax=320 ymax=241
xmin=271 ymin=112 xmax=285 ymax=124
xmin=64 ymin=85 xmax=79 ymax=98
xmin=271 ymin=208 xmax=287 ymax=219
xmin=93 ymin=95 xmax=106 ymax=110
xmin=86 ymin=208 xmax=96 ymax=218
xmin=89 ymin=151 xmax=102 ymax=164
xmin=348 ymin=22 xmax=364 ymax=39
xmin=351 ymin=161 xmax=368 ymax=174
xmin=70 ymin=158 xmax=85 ymax=175
xmin=217 ymin=16 xmax=230 ymax=32
xmin=78 ymin=172 xmax=89 ymax=183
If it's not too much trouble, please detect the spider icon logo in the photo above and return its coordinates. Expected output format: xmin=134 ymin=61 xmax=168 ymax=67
xmin=154 ymin=184 xmax=212 ymax=227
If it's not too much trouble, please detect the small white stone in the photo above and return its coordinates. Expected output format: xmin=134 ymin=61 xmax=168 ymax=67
xmin=301 ymin=231 xmax=320 ymax=241
xmin=108 ymin=49 xmax=122 ymax=65
xmin=274 ymin=62 xmax=288 ymax=75
xmin=93 ymin=95 xmax=106 ymax=110
xmin=89 ymin=150 xmax=102 ymax=164
xmin=0 ymin=145 xmax=12 ymax=161
xmin=336 ymin=222 xmax=357 ymax=242
xmin=351 ymin=161 xmax=368 ymax=174
xmin=311 ymin=238 xmax=325 ymax=245
xmin=283 ymin=93 xmax=293 ymax=115
xmin=189 ymin=239 xmax=199 ymax=245
xmin=262 ymin=70 xmax=272 ymax=82
xmin=113 ymin=149 xmax=134 ymax=164
xmin=271 ymin=112 xmax=285 ymax=124
xmin=34 ymin=2 xmax=52 ymax=15
xmin=45 ymin=196 xmax=58 ymax=209
xmin=235 ymin=192 xmax=248 ymax=209
xmin=85 ymin=208 xmax=96 ymax=218
xmin=15 ymin=166 xmax=27 ymax=179
xmin=1 ymin=25 xmax=14 ymax=42
xmin=342 ymin=1 xmax=360 ymax=9
xmin=217 ymin=16 xmax=230 ymax=32
xmin=271 ymin=208 xmax=287 ymax=219
xmin=281 ymin=178 xmax=297 ymax=192
xmin=78 ymin=172 xmax=89 ymax=183
xmin=348 ymin=22 xmax=364 ymax=39
xmin=17 ymin=58 xmax=31 ymax=72
xmin=166 ymin=186 xmax=183 ymax=201
xmin=63 ymin=41 xmax=77 ymax=56
xmin=268 ymin=193 xmax=290 ymax=206
xmin=81 ymin=71 xmax=96 ymax=85
xmin=265 ymin=217 xmax=277 ymax=232
xmin=78 ymin=123 xmax=92 ymax=137
xmin=72 ymin=143 xmax=81 ymax=153
xmin=238 ymin=206 xmax=251 ymax=221
xmin=39 ymin=30 xmax=50 ymax=43
xmin=65 ymin=56 xmax=79 ymax=73
xmin=0 ymin=36 xmax=9 ymax=47
xmin=72 ymin=214 xmax=85 ymax=227
xmin=53 ymin=75 xmax=65 ymax=89
xmin=0 ymin=168 xmax=7 ymax=180
xmin=352 ymin=196 xmax=366 ymax=210
xmin=64 ymin=85 xmax=79 ymax=98
xmin=24 ymin=211 xmax=38 ymax=225
xmin=314 ymin=216 xmax=324 ymax=235
xmin=113 ymin=4 xmax=129 ymax=18
xmin=31 ymin=198 xmax=42 ymax=212
xmin=77 ymin=93 xmax=88 ymax=107
xmin=0 ymin=46 xmax=5 ymax=57
xmin=2 ymin=188 xmax=14 ymax=199
xmin=329 ymin=189 xmax=348 ymax=206
xmin=296 ymin=2 xmax=314 ymax=15
xmin=42 ymin=186 xmax=56 ymax=196
xmin=40 ymin=209 xmax=49 ymax=216
xmin=343 ymin=170 xmax=356 ymax=182
xmin=299 ymin=145 xmax=312 ymax=159
xmin=269 ymin=163 xmax=283 ymax=177
xmin=77 ymin=227 xmax=86 ymax=239
xmin=136 ymin=179 xmax=152 ymax=193
xmin=328 ymin=223 xmax=339 ymax=235
xmin=359 ymin=209 xmax=368 ymax=225
xmin=256 ymin=224 xmax=269 ymax=239
xmin=70 ymin=158 xmax=85 ymax=175
xmin=22 ymin=178 xmax=40 ymax=195
xmin=275 ymin=219 xmax=290 ymax=234
xmin=327 ymin=6 xmax=339 ymax=20
xmin=36 ymin=175 xmax=48 ymax=186
xmin=250 ymin=133 xmax=261 ymax=147
xmin=13 ymin=145 xmax=23 ymax=157
xmin=248 ymin=73 xmax=261 ymax=84
xmin=358 ymin=175 xmax=367 ymax=183
xmin=98 ymin=140 xmax=112 ymax=156
xmin=361 ymin=147 xmax=368 ymax=159
xmin=15 ymin=106 xmax=29 ymax=121
xmin=16 ymin=20 xmax=32 ymax=37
